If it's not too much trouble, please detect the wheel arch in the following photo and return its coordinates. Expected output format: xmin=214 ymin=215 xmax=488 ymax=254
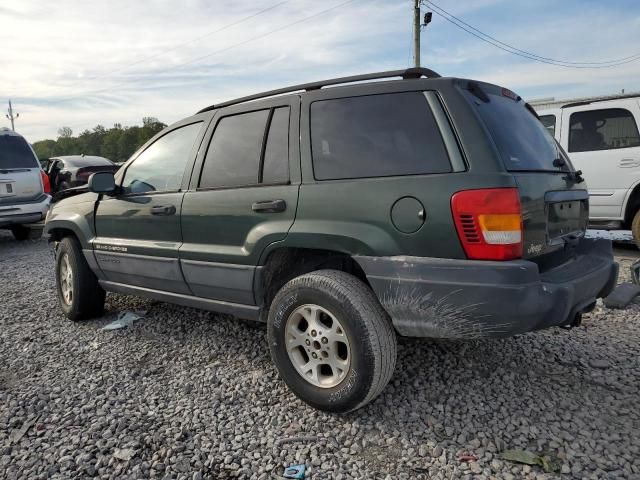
xmin=255 ymin=246 xmax=371 ymax=321
xmin=623 ymin=180 xmax=640 ymax=228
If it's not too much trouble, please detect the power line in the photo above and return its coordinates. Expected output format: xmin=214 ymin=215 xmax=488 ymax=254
xmin=421 ymin=0 xmax=640 ymax=68
xmin=26 ymin=1 xmax=289 ymax=102
xmin=45 ymin=0 xmax=357 ymax=106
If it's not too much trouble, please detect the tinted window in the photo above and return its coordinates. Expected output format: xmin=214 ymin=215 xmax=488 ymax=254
xmin=0 ymin=134 xmax=39 ymax=169
xmin=310 ymin=92 xmax=451 ymax=180
xmin=539 ymin=114 xmax=556 ymax=136
xmin=122 ymin=122 xmax=202 ymax=194
xmin=200 ymin=110 xmax=269 ymax=188
xmin=569 ymin=108 xmax=640 ymax=152
xmin=262 ymin=107 xmax=290 ymax=183
xmin=463 ymin=87 xmax=561 ymax=171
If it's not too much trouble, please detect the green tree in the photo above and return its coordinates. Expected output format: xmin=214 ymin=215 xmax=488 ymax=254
xmin=31 ymin=119 xmax=167 ymax=162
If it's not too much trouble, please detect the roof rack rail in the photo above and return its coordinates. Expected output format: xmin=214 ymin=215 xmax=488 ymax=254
xmin=197 ymin=67 xmax=441 ymax=113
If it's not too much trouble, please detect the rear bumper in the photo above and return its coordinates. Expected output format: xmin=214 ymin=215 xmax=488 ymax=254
xmin=0 ymin=194 xmax=51 ymax=227
xmin=355 ymin=238 xmax=618 ymax=338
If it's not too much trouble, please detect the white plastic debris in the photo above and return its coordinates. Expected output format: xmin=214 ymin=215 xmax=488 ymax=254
xmin=100 ymin=311 xmax=144 ymax=331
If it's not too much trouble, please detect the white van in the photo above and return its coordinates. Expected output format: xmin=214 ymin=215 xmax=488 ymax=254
xmin=0 ymin=128 xmax=51 ymax=240
xmin=533 ymin=94 xmax=640 ymax=242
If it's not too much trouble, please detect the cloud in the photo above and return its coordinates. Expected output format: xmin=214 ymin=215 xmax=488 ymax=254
xmin=1 ymin=0 xmax=639 ymax=142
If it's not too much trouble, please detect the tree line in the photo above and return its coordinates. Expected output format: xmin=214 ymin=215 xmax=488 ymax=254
xmin=32 ymin=117 xmax=167 ymax=163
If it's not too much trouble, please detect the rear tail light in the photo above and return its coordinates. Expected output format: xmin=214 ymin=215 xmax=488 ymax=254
xmin=451 ymin=188 xmax=523 ymax=260
xmin=40 ymin=170 xmax=51 ymax=194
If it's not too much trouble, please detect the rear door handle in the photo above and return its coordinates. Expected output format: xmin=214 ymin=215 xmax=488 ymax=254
xmin=252 ymin=199 xmax=286 ymax=213
xmin=150 ymin=205 xmax=176 ymax=215
xmin=619 ymin=158 xmax=640 ymax=168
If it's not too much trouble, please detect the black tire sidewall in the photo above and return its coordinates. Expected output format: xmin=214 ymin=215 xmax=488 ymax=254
xmin=56 ymin=239 xmax=79 ymax=318
xmin=268 ymin=281 xmax=377 ymax=412
xmin=10 ymin=225 xmax=29 ymax=241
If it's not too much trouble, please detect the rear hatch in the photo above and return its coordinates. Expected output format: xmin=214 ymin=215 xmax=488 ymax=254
xmin=0 ymin=132 xmax=43 ymax=204
xmin=461 ymin=83 xmax=588 ymax=266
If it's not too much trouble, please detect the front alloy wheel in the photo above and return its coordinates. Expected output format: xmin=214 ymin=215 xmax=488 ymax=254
xmin=59 ymin=253 xmax=74 ymax=305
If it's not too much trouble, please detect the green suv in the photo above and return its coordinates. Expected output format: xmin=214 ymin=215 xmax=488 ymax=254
xmin=45 ymin=69 xmax=618 ymax=412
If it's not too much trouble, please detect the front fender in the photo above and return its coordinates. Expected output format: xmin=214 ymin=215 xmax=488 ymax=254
xmin=44 ymin=194 xmax=98 ymax=249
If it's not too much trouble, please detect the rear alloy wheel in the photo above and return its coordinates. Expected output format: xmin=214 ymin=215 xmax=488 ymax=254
xmin=268 ymin=269 xmax=397 ymax=413
xmin=55 ymin=236 xmax=105 ymax=320
xmin=285 ymin=304 xmax=351 ymax=388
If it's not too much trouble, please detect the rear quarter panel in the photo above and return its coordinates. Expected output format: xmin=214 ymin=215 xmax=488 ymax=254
xmin=276 ymin=79 xmax=516 ymax=260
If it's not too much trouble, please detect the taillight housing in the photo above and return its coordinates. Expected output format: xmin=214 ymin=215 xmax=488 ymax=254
xmin=40 ymin=170 xmax=51 ymax=194
xmin=451 ymin=188 xmax=523 ymax=260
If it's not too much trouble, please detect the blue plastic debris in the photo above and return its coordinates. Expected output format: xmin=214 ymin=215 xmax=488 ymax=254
xmin=283 ymin=464 xmax=305 ymax=479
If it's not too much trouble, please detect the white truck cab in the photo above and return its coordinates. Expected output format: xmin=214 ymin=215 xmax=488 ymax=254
xmin=533 ymin=94 xmax=640 ymax=241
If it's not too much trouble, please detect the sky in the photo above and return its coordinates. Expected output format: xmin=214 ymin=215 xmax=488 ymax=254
xmin=2 ymin=0 xmax=640 ymax=142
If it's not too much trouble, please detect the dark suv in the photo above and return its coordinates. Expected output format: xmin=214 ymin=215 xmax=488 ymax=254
xmin=45 ymin=69 xmax=618 ymax=412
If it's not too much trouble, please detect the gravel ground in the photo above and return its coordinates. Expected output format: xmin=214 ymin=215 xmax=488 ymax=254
xmin=1 ymin=232 xmax=639 ymax=480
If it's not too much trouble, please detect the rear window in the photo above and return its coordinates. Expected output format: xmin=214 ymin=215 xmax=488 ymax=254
xmin=462 ymin=86 xmax=561 ymax=171
xmin=0 ymin=135 xmax=39 ymax=169
xmin=310 ymin=92 xmax=451 ymax=180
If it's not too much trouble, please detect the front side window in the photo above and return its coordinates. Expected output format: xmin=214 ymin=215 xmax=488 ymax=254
xmin=310 ymin=92 xmax=451 ymax=180
xmin=539 ymin=114 xmax=556 ymax=136
xmin=122 ymin=122 xmax=202 ymax=194
xmin=0 ymin=134 xmax=39 ymax=169
xmin=569 ymin=108 xmax=640 ymax=152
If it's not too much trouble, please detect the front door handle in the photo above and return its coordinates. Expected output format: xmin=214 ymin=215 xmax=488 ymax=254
xmin=150 ymin=205 xmax=176 ymax=215
xmin=252 ymin=199 xmax=286 ymax=213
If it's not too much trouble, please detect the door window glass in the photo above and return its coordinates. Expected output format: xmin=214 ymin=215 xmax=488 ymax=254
xmin=200 ymin=110 xmax=269 ymax=188
xmin=569 ymin=108 xmax=640 ymax=152
xmin=122 ymin=122 xmax=202 ymax=194
xmin=539 ymin=114 xmax=556 ymax=136
xmin=310 ymin=92 xmax=451 ymax=180
xmin=262 ymin=107 xmax=290 ymax=183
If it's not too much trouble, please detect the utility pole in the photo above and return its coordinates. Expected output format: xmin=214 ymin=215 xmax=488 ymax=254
xmin=5 ymin=100 xmax=18 ymax=131
xmin=413 ymin=0 xmax=421 ymax=68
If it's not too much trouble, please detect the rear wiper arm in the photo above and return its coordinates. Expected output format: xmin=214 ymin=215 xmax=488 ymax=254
xmin=564 ymin=169 xmax=584 ymax=184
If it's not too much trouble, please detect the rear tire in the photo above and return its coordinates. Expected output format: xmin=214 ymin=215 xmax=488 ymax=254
xmin=56 ymin=236 xmax=105 ymax=320
xmin=267 ymin=269 xmax=397 ymax=413
xmin=632 ymin=210 xmax=640 ymax=248
xmin=10 ymin=225 xmax=30 ymax=241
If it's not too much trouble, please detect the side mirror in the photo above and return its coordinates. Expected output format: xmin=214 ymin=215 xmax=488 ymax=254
xmin=88 ymin=171 xmax=116 ymax=194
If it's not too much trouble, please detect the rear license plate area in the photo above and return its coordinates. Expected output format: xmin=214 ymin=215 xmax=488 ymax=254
xmin=547 ymin=200 xmax=586 ymax=240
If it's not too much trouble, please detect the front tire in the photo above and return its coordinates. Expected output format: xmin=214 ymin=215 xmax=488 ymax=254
xmin=267 ymin=270 xmax=397 ymax=413
xmin=56 ymin=236 xmax=106 ymax=320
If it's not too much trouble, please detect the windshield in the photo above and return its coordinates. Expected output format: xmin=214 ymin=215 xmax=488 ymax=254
xmin=462 ymin=85 xmax=565 ymax=172
xmin=0 ymin=135 xmax=39 ymax=169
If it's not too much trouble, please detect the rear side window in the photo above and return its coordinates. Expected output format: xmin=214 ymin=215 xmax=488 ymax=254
xmin=463 ymin=86 xmax=561 ymax=172
xmin=0 ymin=135 xmax=39 ymax=169
xmin=539 ymin=114 xmax=556 ymax=136
xmin=569 ymin=108 xmax=640 ymax=152
xmin=199 ymin=107 xmax=290 ymax=188
xmin=262 ymin=107 xmax=290 ymax=184
xmin=310 ymin=92 xmax=451 ymax=180
xmin=122 ymin=122 xmax=202 ymax=194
